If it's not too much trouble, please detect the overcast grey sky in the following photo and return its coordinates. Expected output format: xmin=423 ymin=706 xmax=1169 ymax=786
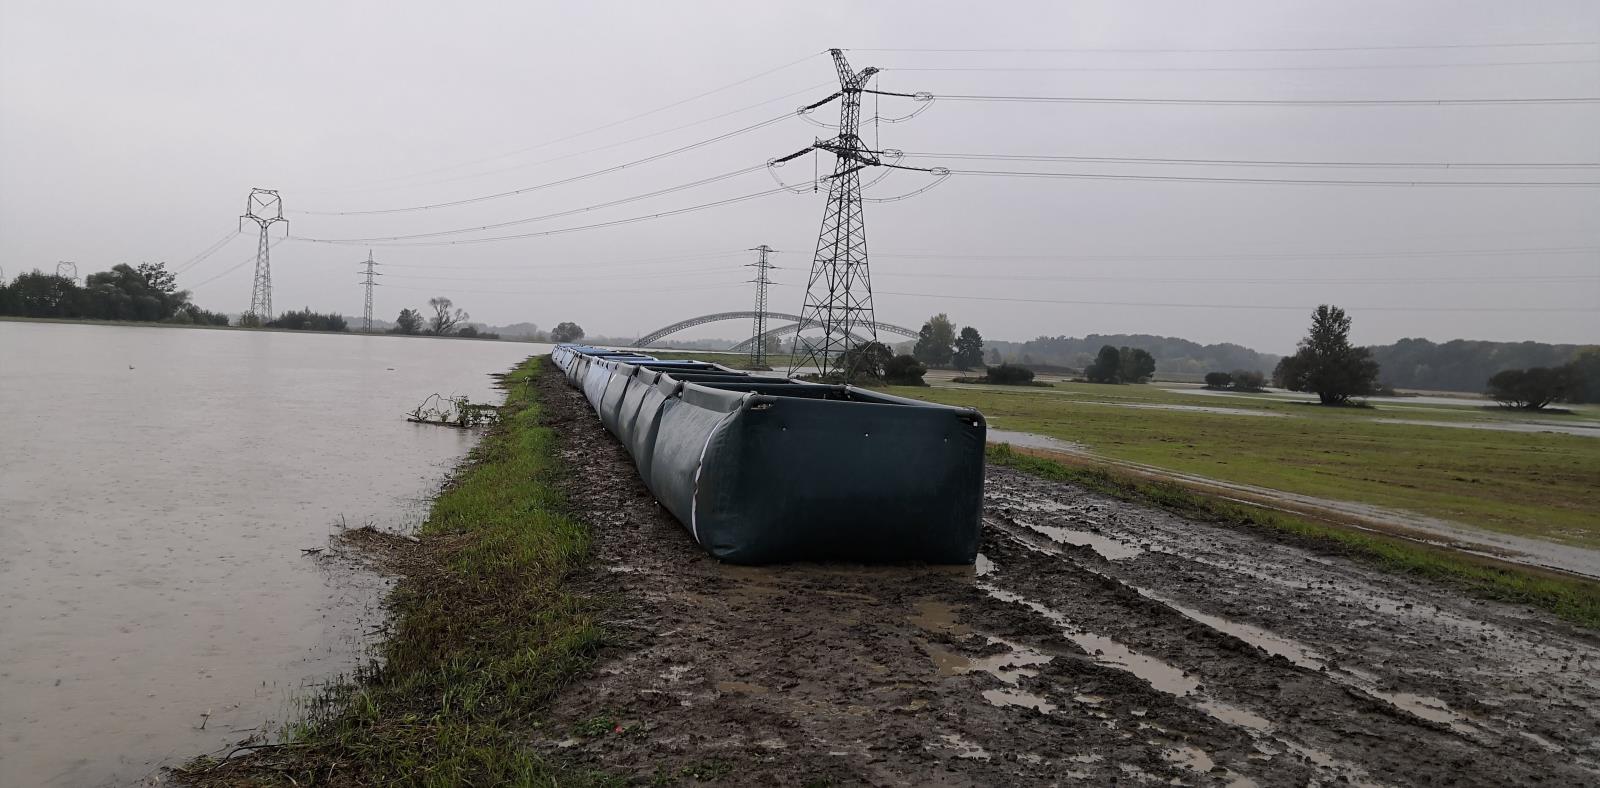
xmin=2 ymin=0 xmax=1596 ymax=353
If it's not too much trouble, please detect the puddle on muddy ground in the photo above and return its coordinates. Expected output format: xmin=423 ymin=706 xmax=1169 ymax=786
xmin=986 ymin=429 xmax=1089 ymax=455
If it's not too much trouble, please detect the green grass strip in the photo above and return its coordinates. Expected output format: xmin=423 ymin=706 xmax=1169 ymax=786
xmin=180 ymin=357 xmax=608 ymax=787
xmin=988 ymin=443 xmax=1600 ymax=629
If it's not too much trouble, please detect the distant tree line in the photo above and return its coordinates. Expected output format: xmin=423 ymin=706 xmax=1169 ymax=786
xmin=0 ymin=263 xmax=229 ymax=325
xmin=1368 ymin=338 xmax=1590 ymax=393
xmin=1203 ymin=370 xmax=1266 ymax=392
xmin=266 ymin=308 xmax=348 ymax=332
xmin=997 ymin=333 xmax=1277 ymax=378
xmin=1486 ymin=351 xmax=1600 ymax=409
xmin=385 ymin=297 xmax=507 ymax=339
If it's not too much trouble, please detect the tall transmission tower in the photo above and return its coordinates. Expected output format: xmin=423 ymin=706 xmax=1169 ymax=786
xmin=240 ymin=188 xmax=287 ymax=322
xmin=358 ymin=250 xmax=381 ymax=332
xmin=746 ymin=244 xmax=778 ymax=367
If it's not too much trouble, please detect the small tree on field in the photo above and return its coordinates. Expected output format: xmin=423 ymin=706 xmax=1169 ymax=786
xmin=952 ymin=326 xmax=985 ymax=370
xmin=1084 ymin=345 xmax=1122 ymax=383
xmin=1487 ymin=367 xmax=1570 ymax=410
xmin=428 ymin=297 xmax=468 ymax=335
xmin=391 ymin=308 xmax=423 ymax=335
xmin=551 ymin=321 xmax=585 ymax=343
xmin=985 ymin=363 xmax=1036 ymax=385
xmin=1276 ymin=305 xmax=1379 ymax=405
xmin=836 ymin=341 xmax=894 ymax=384
xmin=1118 ymin=346 xmax=1156 ymax=383
xmin=883 ymin=354 xmax=928 ymax=385
xmin=1229 ymin=369 xmax=1266 ymax=392
xmin=1204 ymin=371 xmax=1233 ymax=389
xmin=913 ymin=313 xmax=956 ymax=367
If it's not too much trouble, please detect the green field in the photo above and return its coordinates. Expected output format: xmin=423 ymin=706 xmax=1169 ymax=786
xmin=889 ymin=380 xmax=1600 ymax=548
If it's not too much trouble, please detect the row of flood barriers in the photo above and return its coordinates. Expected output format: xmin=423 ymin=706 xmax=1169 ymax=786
xmin=551 ymin=344 xmax=987 ymax=564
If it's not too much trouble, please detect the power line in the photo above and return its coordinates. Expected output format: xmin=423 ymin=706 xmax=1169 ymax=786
xmin=317 ymin=52 xmax=826 ymax=191
xmin=848 ymin=42 xmax=1600 ymax=54
xmin=383 ymin=280 xmax=748 ymax=297
xmin=173 ymin=230 xmax=241 ymax=274
xmin=930 ymin=92 xmax=1600 ymax=106
xmin=296 ymin=115 xmax=794 ymax=216
xmin=875 ymin=246 xmax=1600 ymax=262
xmin=853 ymin=287 xmax=1597 ymax=313
xmin=879 ymin=59 xmax=1600 ymax=73
xmin=380 ymin=264 xmax=737 ymax=284
xmin=942 ymin=167 xmax=1600 ymax=187
xmin=902 ymin=152 xmax=1600 ymax=169
xmin=870 ymin=271 xmax=1599 ymax=285
xmin=375 ymin=249 xmax=748 ymax=271
xmin=293 ymin=186 xmax=789 ymax=247
xmin=294 ymin=164 xmax=768 ymax=243
xmin=184 ymin=237 xmax=289 ymax=290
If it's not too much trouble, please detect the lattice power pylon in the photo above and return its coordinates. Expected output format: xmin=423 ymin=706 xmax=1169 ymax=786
xmin=784 ymin=50 xmax=882 ymax=378
xmin=240 ymin=188 xmax=287 ymax=322
xmin=746 ymin=244 xmax=777 ymax=367
xmin=359 ymin=249 xmax=381 ymax=332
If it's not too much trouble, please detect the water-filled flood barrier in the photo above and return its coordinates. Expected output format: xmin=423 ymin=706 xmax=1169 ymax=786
xmin=553 ymin=345 xmax=986 ymax=564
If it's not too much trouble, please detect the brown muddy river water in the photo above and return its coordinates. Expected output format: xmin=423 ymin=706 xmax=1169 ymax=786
xmin=0 ymin=322 xmax=543 ymax=787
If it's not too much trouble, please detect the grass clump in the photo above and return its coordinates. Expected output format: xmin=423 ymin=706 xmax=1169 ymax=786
xmin=179 ymin=357 xmax=604 ymax=786
xmin=988 ymin=443 xmax=1600 ymax=629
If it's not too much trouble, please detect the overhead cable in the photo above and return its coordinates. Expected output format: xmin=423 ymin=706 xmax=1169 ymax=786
xmin=295 ymin=165 xmax=768 ymax=243
xmin=293 ymin=187 xmax=789 ymax=247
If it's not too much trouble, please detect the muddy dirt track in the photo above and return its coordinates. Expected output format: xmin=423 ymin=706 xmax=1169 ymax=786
xmin=533 ymin=363 xmax=1600 ymax=786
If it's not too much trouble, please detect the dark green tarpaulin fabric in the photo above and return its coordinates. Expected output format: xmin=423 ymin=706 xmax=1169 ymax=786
xmin=550 ymin=345 xmax=985 ymax=564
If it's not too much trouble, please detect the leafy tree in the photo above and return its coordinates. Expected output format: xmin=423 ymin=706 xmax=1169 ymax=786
xmin=428 ymin=297 xmax=468 ymax=335
xmin=1204 ymin=372 xmax=1233 ymax=389
xmin=985 ymin=363 xmax=1036 ymax=385
xmin=1118 ymin=346 xmax=1156 ymax=383
xmin=836 ymin=341 xmax=894 ymax=383
xmin=237 ymin=311 xmax=263 ymax=328
xmin=882 ymin=354 xmax=928 ymax=385
xmin=170 ymin=304 xmax=230 ymax=326
xmin=1229 ymin=369 xmax=1266 ymax=392
xmin=390 ymin=308 xmax=423 ymax=335
xmin=1084 ymin=345 xmax=1122 ymax=383
xmin=551 ymin=321 xmax=585 ymax=343
xmin=1487 ymin=367 xmax=1571 ymax=410
xmin=4 ymin=270 xmax=78 ymax=317
xmin=912 ymin=313 xmax=956 ymax=367
xmin=1275 ymin=305 xmax=1380 ymax=405
xmin=952 ymin=326 xmax=985 ymax=370
xmin=266 ymin=308 xmax=348 ymax=332
xmin=136 ymin=261 xmax=178 ymax=295
xmin=1564 ymin=350 xmax=1600 ymax=404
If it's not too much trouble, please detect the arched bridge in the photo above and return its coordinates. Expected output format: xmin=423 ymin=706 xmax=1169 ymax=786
xmin=727 ymin=322 xmax=870 ymax=353
xmin=634 ymin=312 xmax=919 ymax=348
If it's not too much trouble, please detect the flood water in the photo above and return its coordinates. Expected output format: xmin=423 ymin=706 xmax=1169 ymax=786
xmin=0 ymin=322 xmax=544 ymax=787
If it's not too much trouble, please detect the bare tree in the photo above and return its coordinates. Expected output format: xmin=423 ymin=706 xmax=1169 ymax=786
xmin=428 ymin=297 xmax=468 ymax=336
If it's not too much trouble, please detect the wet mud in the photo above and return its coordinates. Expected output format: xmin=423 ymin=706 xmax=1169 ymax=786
xmin=534 ymin=363 xmax=1600 ymax=786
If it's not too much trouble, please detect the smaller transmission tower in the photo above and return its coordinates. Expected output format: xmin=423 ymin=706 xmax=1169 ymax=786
xmin=746 ymin=245 xmax=778 ymax=367
xmin=240 ymin=188 xmax=287 ymax=322
xmin=55 ymin=261 xmax=78 ymax=282
xmin=358 ymin=250 xmax=381 ymax=332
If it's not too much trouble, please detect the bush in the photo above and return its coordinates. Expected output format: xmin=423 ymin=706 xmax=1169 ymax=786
xmin=882 ymin=354 xmax=928 ymax=385
xmin=1084 ymin=345 xmax=1122 ymax=383
xmin=985 ymin=363 xmax=1036 ymax=385
xmin=1203 ymin=372 xmax=1233 ymax=389
xmin=1229 ymin=369 xmax=1266 ymax=391
xmin=1487 ymin=367 xmax=1571 ymax=410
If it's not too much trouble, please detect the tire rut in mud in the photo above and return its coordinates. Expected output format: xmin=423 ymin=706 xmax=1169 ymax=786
xmin=533 ymin=363 xmax=1599 ymax=786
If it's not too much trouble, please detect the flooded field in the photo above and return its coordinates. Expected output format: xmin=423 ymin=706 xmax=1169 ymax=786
xmin=0 ymin=322 xmax=541 ymax=787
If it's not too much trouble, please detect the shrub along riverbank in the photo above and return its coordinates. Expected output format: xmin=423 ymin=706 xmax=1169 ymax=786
xmin=177 ymin=357 xmax=606 ymax=786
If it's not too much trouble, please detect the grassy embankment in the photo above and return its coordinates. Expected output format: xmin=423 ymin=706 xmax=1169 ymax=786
xmin=890 ymin=380 xmax=1600 ymax=549
xmin=986 ymin=443 xmax=1600 ymax=628
xmin=179 ymin=357 xmax=606 ymax=786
